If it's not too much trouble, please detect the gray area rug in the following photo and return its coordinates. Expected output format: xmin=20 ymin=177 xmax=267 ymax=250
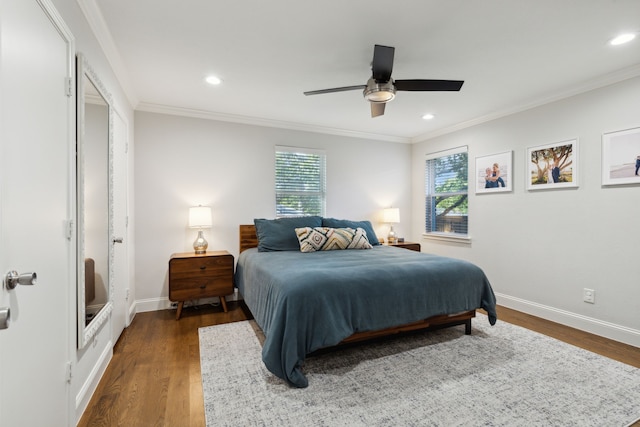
xmin=199 ymin=316 xmax=640 ymax=426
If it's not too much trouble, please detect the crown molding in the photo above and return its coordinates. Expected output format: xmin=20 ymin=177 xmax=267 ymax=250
xmin=136 ymin=102 xmax=412 ymax=144
xmin=76 ymin=0 xmax=138 ymax=108
xmin=412 ymin=63 xmax=640 ymax=143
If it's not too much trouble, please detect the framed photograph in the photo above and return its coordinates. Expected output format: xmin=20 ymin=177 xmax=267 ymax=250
xmin=602 ymin=127 xmax=640 ymax=186
xmin=475 ymin=151 xmax=513 ymax=193
xmin=526 ymin=139 xmax=578 ymax=190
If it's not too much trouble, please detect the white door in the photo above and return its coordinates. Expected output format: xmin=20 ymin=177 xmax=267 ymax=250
xmin=0 ymin=1 xmax=73 ymax=425
xmin=112 ymin=110 xmax=129 ymax=342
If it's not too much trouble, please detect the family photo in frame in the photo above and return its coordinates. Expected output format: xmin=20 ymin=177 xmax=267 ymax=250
xmin=526 ymin=139 xmax=578 ymax=190
xmin=602 ymin=127 xmax=640 ymax=186
xmin=475 ymin=151 xmax=512 ymax=193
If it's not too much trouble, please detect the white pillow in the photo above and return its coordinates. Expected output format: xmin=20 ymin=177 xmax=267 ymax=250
xmin=295 ymin=227 xmax=373 ymax=253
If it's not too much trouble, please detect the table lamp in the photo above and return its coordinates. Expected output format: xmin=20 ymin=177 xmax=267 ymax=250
xmin=189 ymin=206 xmax=212 ymax=254
xmin=383 ymin=207 xmax=400 ymax=244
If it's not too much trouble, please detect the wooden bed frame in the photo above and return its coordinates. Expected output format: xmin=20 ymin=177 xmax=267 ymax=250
xmin=238 ymin=224 xmax=475 ymax=343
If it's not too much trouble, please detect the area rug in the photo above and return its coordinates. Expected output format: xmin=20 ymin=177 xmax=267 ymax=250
xmin=199 ymin=316 xmax=640 ymax=426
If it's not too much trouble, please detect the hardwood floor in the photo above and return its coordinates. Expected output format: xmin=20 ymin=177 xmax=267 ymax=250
xmin=78 ymin=303 xmax=640 ymax=426
xmin=77 ymin=302 xmax=251 ymax=427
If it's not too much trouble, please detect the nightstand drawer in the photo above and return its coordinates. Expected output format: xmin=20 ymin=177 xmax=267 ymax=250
xmin=169 ymin=277 xmax=232 ymax=301
xmin=169 ymin=255 xmax=233 ymax=280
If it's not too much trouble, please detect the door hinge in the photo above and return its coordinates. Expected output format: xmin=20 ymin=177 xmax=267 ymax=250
xmin=65 ymin=77 xmax=73 ymax=97
xmin=65 ymin=219 xmax=75 ymax=240
xmin=66 ymin=361 xmax=73 ymax=383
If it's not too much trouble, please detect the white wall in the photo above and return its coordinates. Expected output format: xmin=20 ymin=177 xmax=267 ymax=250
xmin=134 ymin=111 xmax=411 ymax=309
xmin=411 ymin=76 xmax=640 ymax=347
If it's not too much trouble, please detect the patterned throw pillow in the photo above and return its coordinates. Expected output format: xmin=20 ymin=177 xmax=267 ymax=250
xmin=295 ymin=227 xmax=373 ymax=252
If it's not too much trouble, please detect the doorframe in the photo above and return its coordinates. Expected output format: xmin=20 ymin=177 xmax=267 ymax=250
xmin=37 ymin=1 xmax=77 ymax=425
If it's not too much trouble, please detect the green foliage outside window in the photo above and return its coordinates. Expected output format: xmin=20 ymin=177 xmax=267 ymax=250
xmin=425 ymin=151 xmax=468 ymax=235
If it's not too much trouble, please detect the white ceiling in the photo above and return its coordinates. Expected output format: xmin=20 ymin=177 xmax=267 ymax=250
xmin=90 ymin=0 xmax=640 ymax=143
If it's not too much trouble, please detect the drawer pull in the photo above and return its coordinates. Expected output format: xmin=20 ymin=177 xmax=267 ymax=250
xmin=200 ymin=266 xmax=206 ymax=270
xmin=199 ymin=285 xmax=206 ymax=289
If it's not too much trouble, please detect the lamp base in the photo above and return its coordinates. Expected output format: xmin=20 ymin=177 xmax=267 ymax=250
xmin=193 ymin=230 xmax=208 ymax=254
xmin=387 ymin=226 xmax=397 ymax=244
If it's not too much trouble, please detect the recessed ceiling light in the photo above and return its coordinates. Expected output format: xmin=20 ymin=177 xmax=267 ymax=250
xmin=205 ymin=75 xmax=222 ymax=85
xmin=609 ymin=33 xmax=636 ymax=46
xmin=422 ymin=113 xmax=435 ymax=120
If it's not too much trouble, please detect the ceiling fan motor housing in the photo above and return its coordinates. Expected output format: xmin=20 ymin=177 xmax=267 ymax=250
xmin=363 ymin=78 xmax=396 ymax=103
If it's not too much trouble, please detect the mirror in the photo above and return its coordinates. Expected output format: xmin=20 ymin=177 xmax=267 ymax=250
xmin=76 ymin=53 xmax=113 ymax=348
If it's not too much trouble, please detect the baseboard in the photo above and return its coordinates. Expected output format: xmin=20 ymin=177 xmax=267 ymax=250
xmin=127 ymin=300 xmax=137 ymax=326
xmin=135 ymin=293 xmax=242 ymax=314
xmin=75 ymin=339 xmax=113 ymax=420
xmin=134 ymin=297 xmax=170 ymax=313
xmin=496 ymin=292 xmax=640 ymax=348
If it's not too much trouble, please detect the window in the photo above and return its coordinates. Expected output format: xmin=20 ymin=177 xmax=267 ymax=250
xmin=275 ymin=146 xmax=326 ymax=217
xmin=425 ymin=146 xmax=468 ymax=236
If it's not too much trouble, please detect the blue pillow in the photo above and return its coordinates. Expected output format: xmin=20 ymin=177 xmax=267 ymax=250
xmin=254 ymin=216 xmax=323 ymax=252
xmin=321 ymin=218 xmax=380 ymax=245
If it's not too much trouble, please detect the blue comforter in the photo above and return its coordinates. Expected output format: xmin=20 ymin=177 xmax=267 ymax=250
xmin=235 ymin=246 xmax=497 ymax=387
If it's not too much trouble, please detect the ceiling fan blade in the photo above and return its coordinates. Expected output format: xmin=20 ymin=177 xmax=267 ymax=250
xmin=372 ymin=45 xmax=395 ymax=83
xmin=304 ymin=85 xmax=366 ymax=96
xmin=370 ymin=102 xmax=385 ymax=118
xmin=394 ymin=79 xmax=464 ymax=91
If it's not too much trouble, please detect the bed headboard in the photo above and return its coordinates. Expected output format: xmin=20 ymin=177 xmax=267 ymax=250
xmin=239 ymin=224 xmax=258 ymax=253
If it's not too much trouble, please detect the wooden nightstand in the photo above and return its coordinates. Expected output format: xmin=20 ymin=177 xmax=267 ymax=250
xmin=386 ymin=242 xmax=421 ymax=252
xmin=168 ymin=251 xmax=234 ymax=320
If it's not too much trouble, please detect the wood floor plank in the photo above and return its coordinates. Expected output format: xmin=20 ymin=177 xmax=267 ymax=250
xmin=77 ymin=303 xmax=640 ymax=426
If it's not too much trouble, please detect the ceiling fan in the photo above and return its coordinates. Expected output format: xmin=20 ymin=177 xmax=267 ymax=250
xmin=304 ymin=44 xmax=464 ymax=118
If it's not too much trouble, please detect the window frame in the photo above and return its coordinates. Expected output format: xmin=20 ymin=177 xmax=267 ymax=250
xmin=423 ymin=146 xmax=471 ymax=243
xmin=274 ymin=145 xmax=326 ymax=218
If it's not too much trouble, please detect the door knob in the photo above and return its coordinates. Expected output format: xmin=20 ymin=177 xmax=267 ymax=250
xmin=4 ymin=271 xmax=37 ymax=290
xmin=0 ymin=307 xmax=10 ymax=330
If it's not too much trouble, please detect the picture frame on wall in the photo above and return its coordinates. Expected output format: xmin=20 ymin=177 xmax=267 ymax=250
xmin=602 ymin=127 xmax=640 ymax=186
xmin=475 ymin=151 xmax=512 ymax=193
xmin=526 ymin=139 xmax=578 ymax=190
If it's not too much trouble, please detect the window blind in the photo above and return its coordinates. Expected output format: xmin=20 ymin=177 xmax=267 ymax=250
xmin=275 ymin=146 xmax=326 ymax=217
xmin=425 ymin=147 xmax=468 ymax=235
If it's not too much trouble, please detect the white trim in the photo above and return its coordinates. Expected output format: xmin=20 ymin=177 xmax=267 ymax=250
xmin=136 ymin=102 xmax=411 ymax=144
xmin=75 ymin=0 xmax=138 ymax=107
xmin=425 ymin=145 xmax=468 ymax=160
xmin=34 ymin=2 xmax=76 ymax=426
xmin=496 ymin=292 xmax=640 ymax=348
xmin=134 ymin=296 xmax=172 ymax=313
xmin=128 ymin=300 xmax=136 ymax=326
xmin=276 ymin=145 xmax=326 ymax=156
xmin=422 ymin=232 xmax=471 ymax=244
xmin=74 ymin=340 xmax=113 ymax=414
xmin=412 ymin=63 xmax=640 ymax=143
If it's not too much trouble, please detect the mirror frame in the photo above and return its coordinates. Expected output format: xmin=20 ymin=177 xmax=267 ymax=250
xmin=76 ymin=53 xmax=114 ymax=348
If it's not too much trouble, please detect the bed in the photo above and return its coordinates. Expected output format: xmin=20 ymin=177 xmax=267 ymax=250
xmin=235 ymin=219 xmax=497 ymax=388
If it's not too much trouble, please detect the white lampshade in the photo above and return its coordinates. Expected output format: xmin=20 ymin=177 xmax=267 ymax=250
xmin=383 ymin=207 xmax=400 ymax=224
xmin=189 ymin=206 xmax=212 ymax=228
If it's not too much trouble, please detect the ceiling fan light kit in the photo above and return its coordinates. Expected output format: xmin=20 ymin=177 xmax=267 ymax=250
xmin=304 ymin=44 xmax=464 ymax=118
xmin=363 ymin=78 xmax=396 ymax=103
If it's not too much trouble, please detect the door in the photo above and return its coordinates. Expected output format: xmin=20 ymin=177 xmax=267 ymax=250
xmin=112 ymin=109 xmax=129 ymax=342
xmin=0 ymin=1 xmax=73 ymax=425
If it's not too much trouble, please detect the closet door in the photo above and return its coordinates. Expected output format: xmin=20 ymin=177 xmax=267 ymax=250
xmin=0 ymin=1 xmax=73 ymax=425
xmin=112 ymin=109 xmax=130 ymax=342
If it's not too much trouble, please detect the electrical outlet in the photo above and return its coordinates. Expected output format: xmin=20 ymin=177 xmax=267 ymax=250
xmin=170 ymin=302 xmax=178 ymax=309
xmin=583 ymin=288 xmax=595 ymax=304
